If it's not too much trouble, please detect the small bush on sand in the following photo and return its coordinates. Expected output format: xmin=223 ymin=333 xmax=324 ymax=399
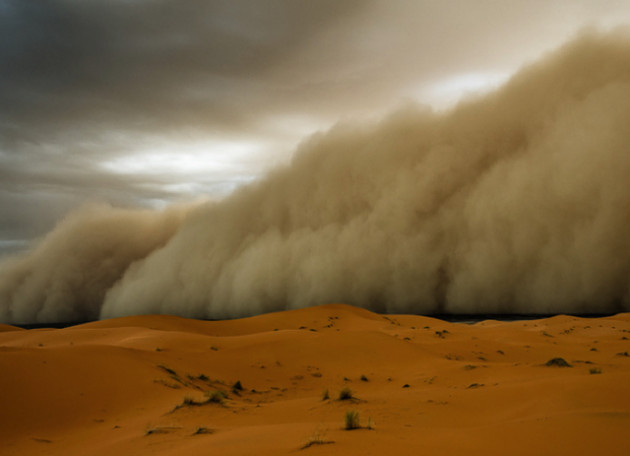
xmin=545 ymin=357 xmax=572 ymax=367
xmin=182 ymin=396 xmax=197 ymax=406
xmin=205 ymin=390 xmax=227 ymax=404
xmin=345 ymin=410 xmax=360 ymax=430
xmin=145 ymin=426 xmax=173 ymax=436
xmin=301 ymin=429 xmax=334 ymax=449
xmin=173 ymin=395 xmax=206 ymax=411
xmin=589 ymin=368 xmax=602 ymax=375
xmin=232 ymin=380 xmax=243 ymax=393
xmin=322 ymin=389 xmax=330 ymax=401
xmin=338 ymin=387 xmax=353 ymax=401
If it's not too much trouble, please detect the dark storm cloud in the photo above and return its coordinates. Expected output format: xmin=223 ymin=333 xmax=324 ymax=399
xmin=3 ymin=30 xmax=630 ymax=323
xmin=2 ymin=0 xmax=630 ymax=256
xmin=0 ymin=0 xmax=369 ymax=141
xmin=0 ymin=0 xmax=371 ymax=247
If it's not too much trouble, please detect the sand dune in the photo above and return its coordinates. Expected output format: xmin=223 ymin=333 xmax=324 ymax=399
xmin=1 ymin=304 xmax=629 ymax=455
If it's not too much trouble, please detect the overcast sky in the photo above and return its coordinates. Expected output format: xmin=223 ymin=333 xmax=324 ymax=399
xmin=2 ymin=0 xmax=630 ymax=255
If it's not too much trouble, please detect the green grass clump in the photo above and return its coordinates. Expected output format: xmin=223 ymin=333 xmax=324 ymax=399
xmin=338 ymin=387 xmax=353 ymax=401
xmin=545 ymin=357 xmax=572 ymax=367
xmin=232 ymin=380 xmax=243 ymax=393
xmin=205 ymin=390 xmax=227 ymax=404
xmin=345 ymin=410 xmax=360 ymax=430
xmin=301 ymin=429 xmax=335 ymax=449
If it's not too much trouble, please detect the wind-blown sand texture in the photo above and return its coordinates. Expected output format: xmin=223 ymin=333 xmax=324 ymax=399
xmin=1 ymin=304 xmax=629 ymax=455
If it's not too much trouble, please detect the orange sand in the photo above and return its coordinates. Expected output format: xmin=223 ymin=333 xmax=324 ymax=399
xmin=1 ymin=304 xmax=629 ymax=455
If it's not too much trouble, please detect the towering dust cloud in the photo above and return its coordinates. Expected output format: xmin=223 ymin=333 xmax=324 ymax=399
xmin=3 ymin=30 xmax=630 ymax=323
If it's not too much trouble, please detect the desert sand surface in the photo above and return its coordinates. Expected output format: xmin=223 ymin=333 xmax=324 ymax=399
xmin=1 ymin=303 xmax=629 ymax=455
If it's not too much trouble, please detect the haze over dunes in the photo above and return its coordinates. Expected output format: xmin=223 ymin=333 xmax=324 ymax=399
xmin=2 ymin=30 xmax=630 ymax=323
xmin=1 ymin=304 xmax=629 ymax=455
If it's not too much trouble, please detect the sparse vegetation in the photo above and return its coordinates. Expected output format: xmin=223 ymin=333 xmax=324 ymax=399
xmin=145 ymin=426 xmax=180 ymax=436
xmin=154 ymin=378 xmax=181 ymax=389
xmin=589 ymin=368 xmax=602 ymax=375
xmin=545 ymin=357 xmax=572 ymax=367
xmin=322 ymin=389 xmax=330 ymax=401
xmin=360 ymin=374 xmax=369 ymax=382
xmin=157 ymin=365 xmax=177 ymax=376
xmin=232 ymin=380 xmax=243 ymax=393
xmin=345 ymin=410 xmax=360 ymax=430
xmin=182 ymin=396 xmax=198 ymax=406
xmin=172 ymin=389 xmax=228 ymax=412
xmin=301 ymin=429 xmax=334 ymax=449
xmin=193 ymin=427 xmax=214 ymax=435
xmin=338 ymin=387 xmax=353 ymax=401
xmin=205 ymin=390 xmax=227 ymax=404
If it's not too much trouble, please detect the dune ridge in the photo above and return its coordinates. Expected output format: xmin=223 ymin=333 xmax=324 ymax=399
xmin=1 ymin=304 xmax=629 ymax=455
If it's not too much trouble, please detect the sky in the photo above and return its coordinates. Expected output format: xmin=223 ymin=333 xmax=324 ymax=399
xmin=2 ymin=0 xmax=630 ymax=256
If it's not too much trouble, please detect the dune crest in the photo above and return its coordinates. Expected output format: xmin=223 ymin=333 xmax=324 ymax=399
xmin=1 ymin=305 xmax=629 ymax=455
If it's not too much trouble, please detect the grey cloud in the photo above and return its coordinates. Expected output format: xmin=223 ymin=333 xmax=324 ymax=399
xmin=0 ymin=0 xmax=370 ymax=141
xmin=3 ymin=1 xmax=630 ymax=315
xmin=0 ymin=0 xmax=373 ymax=246
xmin=2 ymin=30 xmax=630 ymax=324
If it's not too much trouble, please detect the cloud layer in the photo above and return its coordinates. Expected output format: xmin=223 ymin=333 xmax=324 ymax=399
xmin=2 ymin=30 xmax=630 ymax=323
xmin=5 ymin=1 xmax=630 ymax=253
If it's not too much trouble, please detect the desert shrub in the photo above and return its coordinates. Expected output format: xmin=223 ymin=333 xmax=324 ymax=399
xmin=345 ymin=410 xmax=360 ymax=430
xmin=205 ymin=390 xmax=227 ymax=404
xmin=589 ymin=368 xmax=602 ymax=374
xmin=301 ymin=429 xmax=334 ymax=449
xmin=182 ymin=396 xmax=197 ymax=406
xmin=338 ymin=387 xmax=353 ymax=400
xmin=545 ymin=357 xmax=572 ymax=367
xmin=232 ymin=380 xmax=243 ymax=393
